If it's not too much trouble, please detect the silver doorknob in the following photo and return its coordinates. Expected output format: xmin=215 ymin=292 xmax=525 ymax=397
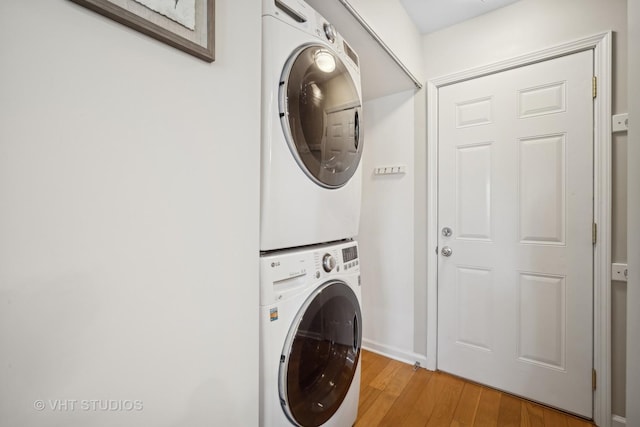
xmin=442 ymin=227 xmax=452 ymax=237
xmin=441 ymin=246 xmax=453 ymax=257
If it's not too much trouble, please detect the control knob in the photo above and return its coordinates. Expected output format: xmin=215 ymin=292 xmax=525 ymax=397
xmin=323 ymin=23 xmax=336 ymax=43
xmin=322 ymin=254 xmax=336 ymax=272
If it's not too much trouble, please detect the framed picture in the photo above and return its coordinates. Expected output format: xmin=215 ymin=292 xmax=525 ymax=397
xmin=71 ymin=0 xmax=215 ymax=62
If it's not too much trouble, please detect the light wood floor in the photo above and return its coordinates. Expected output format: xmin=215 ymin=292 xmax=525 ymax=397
xmin=356 ymin=350 xmax=596 ymax=427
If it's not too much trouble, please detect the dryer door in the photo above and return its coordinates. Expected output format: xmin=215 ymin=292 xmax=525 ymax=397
xmin=280 ymin=44 xmax=362 ymax=189
xmin=279 ymin=281 xmax=362 ymax=427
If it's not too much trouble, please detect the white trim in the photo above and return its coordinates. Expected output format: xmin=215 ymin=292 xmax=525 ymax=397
xmin=426 ymin=32 xmax=612 ymax=427
xmin=612 ymin=414 xmax=627 ymax=427
xmin=426 ymin=80 xmax=439 ymax=372
xmin=626 ymin=1 xmax=640 ymax=425
xmin=428 ymin=32 xmax=610 ymax=88
xmin=362 ymin=339 xmax=428 ymax=368
xmin=593 ymin=32 xmax=613 ymax=427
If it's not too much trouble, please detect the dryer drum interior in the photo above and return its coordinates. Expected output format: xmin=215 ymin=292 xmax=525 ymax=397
xmin=279 ymin=281 xmax=362 ymax=427
xmin=280 ymin=44 xmax=363 ymax=189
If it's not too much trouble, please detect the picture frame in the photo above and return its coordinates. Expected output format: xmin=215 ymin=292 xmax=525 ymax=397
xmin=70 ymin=0 xmax=215 ymax=62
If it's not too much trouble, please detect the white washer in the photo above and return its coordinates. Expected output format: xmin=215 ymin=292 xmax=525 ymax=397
xmin=260 ymin=240 xmax=362 ymax=427
xmin=260 ymin=0 xmax=364 ymax=252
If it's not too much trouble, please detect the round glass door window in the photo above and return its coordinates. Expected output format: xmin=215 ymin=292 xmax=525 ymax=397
xmin=280 ymin=44 xmax=363 ymax=189
xmin=279 ymin=281 xmax=362 ymax=426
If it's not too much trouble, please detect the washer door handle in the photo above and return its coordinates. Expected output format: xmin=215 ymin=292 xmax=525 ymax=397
xmin=353 ymin=314 xmax=359 ymax=351
xmin=354 ymin=110 xmax=360 ymax=150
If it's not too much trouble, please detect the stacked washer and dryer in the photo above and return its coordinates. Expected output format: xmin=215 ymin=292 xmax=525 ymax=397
xmin=259 ymin=0 xmax=365 ymax=426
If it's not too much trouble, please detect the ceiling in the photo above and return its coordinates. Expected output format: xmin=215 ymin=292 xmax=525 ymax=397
xmin=399 ymin=0 xmax=522 ymax=34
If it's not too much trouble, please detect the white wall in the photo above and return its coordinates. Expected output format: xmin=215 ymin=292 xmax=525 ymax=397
xmin=412 ymin=87 xmax=428 ymax=357
xmin=359 ymin=90 xmax=425 ymax=364
xmin=0 ymin=1 xmax=261 ymax=426
xmin=626 ymin=1 xmax=640 ymax=425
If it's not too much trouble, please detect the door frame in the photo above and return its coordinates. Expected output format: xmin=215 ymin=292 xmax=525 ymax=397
xmin=425 ymin=32 xmax=612 ymax=426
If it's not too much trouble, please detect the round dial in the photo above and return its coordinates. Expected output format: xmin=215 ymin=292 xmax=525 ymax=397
xmin=322 ymin=254 xmax=336 ymax=272
xmin=323 ymin=23 xmax=336 ymax=43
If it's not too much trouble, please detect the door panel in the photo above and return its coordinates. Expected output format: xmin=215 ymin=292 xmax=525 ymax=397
xmin=517 ymin=272 xmax=566 ymax=369
xmin=280 ymin=45 xmax=362 ymax=189
xmin=456 ymin=143 xmax=493 ymax=240
xmin=279 ymin=281 xmax=362 ymax=427
xmin=437 ymin=50 xmax=594 ymax=417
xmin=456 ymin=266 xmax=493 ymax=351
xmin=518 ymin=134 xmax=566 ymax=244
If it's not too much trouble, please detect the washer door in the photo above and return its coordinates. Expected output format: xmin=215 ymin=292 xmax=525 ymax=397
xmin=280 ymin=44 xmax=362 ymax=189
xmin=279 ymin=281 xmax=362 ymax=427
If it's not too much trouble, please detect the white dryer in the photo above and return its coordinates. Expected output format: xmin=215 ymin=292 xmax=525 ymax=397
xmin=261 ymin=0 xmax=364 ymax=252
xmin=260 ymin=240 xmax=362 ymax=427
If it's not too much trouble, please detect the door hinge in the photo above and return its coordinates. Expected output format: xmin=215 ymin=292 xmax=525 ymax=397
xmin=592 ymin=223 xmax=597 ymax=245
xmin=592 ymin=76 xmax=597 ymax=99
xmin=593 ymin=369 xmax=597 ymax=390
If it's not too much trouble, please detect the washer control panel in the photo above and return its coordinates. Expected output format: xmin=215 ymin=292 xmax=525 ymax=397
xmin=314 ymin=244 xmax=359 ymax=276
xmin=260 ymin=241 xmax=360 ymax=305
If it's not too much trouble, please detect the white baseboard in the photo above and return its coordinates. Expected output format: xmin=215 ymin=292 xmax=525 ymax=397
xmin=362 ymin=338 xmax=429 ymax=368
xmin=612 ymin=414 xmax=626 ymax=427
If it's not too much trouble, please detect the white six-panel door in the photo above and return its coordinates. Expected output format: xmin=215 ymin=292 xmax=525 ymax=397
xmin=437 ymin=50 xmax=594 ymax=417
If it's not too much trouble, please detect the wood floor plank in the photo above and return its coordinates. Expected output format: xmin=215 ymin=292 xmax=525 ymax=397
xmin=369 ymin=359 xmax=405 ymax=391
xmin=360 ymin=349 xmax=387 ymax=368
xmin=354 ymin=389 xmax=398 ymax=427
xmin=358 ymin=384 xmax=383 ymax=415
xmin=496 ymin=393 xmax=521 ymax=427
xmin=401 ymin=369 xmax=444 ymax=427
xmin=450 ymin=382 xmax=482 ymax=426
xmin=521 ymin=401 xmax=545 ymax=427
xmin=542 ymin=407 xmax=568 ymax=427
xmin=362 ymin=349 xmax=386 ymax=363
xmin=360 ymin=351 xmax=391 ymax=387
xmin=566 ymin=416 xmax=594 ymax=427
xmin=377 ymin=368 xmax=434 ymax=427
xmin=383 ymin=361 xmax=416 ymax=397
xmin=472 ymin=387 xmax=501 ymax=427
xmin=424 ymin=373 xmax=465 ymax=426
